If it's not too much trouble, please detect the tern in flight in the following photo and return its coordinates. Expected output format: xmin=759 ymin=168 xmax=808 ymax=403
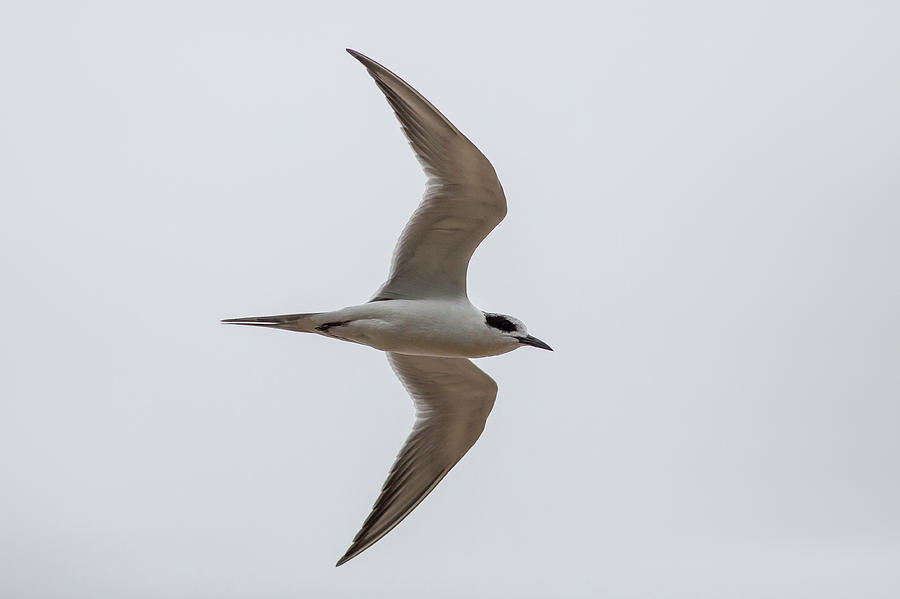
xmin=224 ymin=49 xmax=552 ymax=566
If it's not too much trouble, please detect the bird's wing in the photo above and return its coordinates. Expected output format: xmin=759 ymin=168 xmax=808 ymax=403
xmin=335 ymin=353 xmax=498 ymax=566
xmin=347 ymin=49 xmax=507 ymax=301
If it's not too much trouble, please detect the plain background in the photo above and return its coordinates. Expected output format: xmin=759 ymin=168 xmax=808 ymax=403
xmin=2 ymin=1 xmax=898 ymax=597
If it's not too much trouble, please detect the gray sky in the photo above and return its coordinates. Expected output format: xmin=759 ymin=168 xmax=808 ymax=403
xmin=2 ymin=1 xmax=899 ymax=597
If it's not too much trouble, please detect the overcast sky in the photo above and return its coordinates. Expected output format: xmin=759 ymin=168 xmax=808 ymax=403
xmin=2 ymin=2 xmax=899 ymax=597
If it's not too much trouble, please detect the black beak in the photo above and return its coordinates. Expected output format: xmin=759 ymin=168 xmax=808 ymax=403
xmin=518 ymin=334 xmax=553 ymax=351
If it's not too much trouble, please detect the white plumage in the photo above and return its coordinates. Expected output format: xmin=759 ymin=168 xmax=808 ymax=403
xmin=224 ymin=49 xmax=551 ymax=566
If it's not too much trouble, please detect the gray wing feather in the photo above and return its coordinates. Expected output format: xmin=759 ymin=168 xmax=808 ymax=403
xmin=347 ymin=49 xmax=507 ymax=300
xmin=335 ymin=353 xmax=498 ymax=566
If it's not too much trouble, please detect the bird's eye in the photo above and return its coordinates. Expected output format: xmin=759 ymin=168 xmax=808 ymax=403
xmin=485 ymin=313 xmax=517 ymax=332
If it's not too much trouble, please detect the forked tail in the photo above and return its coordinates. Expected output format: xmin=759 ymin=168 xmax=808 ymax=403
xmin=221 ymin=312 xmax=322 ymax=332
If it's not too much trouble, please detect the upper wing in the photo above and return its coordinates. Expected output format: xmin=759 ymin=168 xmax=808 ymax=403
xmin=347 ymin=49 xmax=507 ymax=300
xmin=335 ymin=353 xmax=498 ymax=566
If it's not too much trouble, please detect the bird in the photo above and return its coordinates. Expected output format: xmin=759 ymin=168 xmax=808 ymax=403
xmin=223 ymin=49 xmax=552 ymax=567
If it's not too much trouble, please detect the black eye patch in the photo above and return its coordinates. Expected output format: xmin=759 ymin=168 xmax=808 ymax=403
xmin=484 ymin=313 xmax=517 ymax=332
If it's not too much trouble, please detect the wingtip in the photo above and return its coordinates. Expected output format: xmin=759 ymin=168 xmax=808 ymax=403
xmin=335 ymin=538 xmax=372 ymax=567
xmin=334 ymin=549 xmax=355 ymax=567
xmin=346 ymin=48 xmax=380 ymax=71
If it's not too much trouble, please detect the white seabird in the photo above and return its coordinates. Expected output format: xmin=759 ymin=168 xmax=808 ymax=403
xmin=224 ymin=49 xmax=552 ymax=566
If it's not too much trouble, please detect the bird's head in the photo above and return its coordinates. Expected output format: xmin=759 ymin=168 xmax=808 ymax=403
xmin=482 ymin=312 xmax=553 ymax=352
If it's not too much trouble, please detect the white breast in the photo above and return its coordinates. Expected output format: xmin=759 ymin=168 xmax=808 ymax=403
xmin=314 ymin=299 xmax=517 ymax=358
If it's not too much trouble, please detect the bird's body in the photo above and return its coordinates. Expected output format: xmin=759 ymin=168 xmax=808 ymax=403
xmin=224 ymin=49 xmax=551 ymax=566
xmin=280 ymin=300 xmax=522 ymax=357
